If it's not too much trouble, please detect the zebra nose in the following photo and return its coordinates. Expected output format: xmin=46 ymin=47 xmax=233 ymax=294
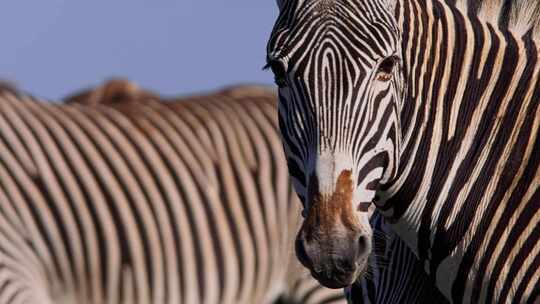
xmin=295 ymin=229 xmax=371 ymax=286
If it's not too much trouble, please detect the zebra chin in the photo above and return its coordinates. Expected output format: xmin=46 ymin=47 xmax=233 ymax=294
xmin=310 ymin=264 xmax=368 ymax=289
xmin=295 ymin=169 xmax=373 ymax=289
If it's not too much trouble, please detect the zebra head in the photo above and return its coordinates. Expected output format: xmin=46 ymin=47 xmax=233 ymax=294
xmin=266 ymin=0 xmax=403 ymax=288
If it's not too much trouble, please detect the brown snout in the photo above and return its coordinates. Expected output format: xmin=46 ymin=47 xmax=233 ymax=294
xmin=295 ymin=170 xmax=371 ymax=288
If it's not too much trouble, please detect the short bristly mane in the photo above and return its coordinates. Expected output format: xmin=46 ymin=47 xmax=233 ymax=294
xmin=449 ymin=0 xmax=540 ymax=39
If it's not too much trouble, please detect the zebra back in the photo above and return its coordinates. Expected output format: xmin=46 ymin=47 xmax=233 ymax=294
xmin=0 ymin=83 xmax=345 ymax=304
xmin=64 ymin=80 xmax=450 ymax=304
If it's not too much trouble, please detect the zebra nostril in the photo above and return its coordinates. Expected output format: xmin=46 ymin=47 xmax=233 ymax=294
xmin=296 ymin=238 xmax=310 ymax=265
xmin=357 ymin=235 xmax=369 ymax=255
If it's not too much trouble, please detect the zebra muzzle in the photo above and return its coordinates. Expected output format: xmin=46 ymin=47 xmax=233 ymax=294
xmin=296 ymin=170 xmax=372 ymax=288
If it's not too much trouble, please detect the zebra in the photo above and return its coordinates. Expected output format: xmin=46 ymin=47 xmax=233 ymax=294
xmin=0 ymin=81 xmax=348 ymax=304
xmin=67 ymin=80 xmax=449 ymax=304
xmin=266 ymin=0 xmax=540 ymax=302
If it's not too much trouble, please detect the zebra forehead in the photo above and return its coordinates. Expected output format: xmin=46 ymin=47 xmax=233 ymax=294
xmin=313 ymin=0 xmax=336 ymax=12
xmin=292 ymin=0 xmax=396 ymax=11
xmin=274 ymin=0 xmax=399 ymax=43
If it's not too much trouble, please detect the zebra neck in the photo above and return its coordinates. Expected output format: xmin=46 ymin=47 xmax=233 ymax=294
xmin=380 ymin=0 xmax=540 ymax=286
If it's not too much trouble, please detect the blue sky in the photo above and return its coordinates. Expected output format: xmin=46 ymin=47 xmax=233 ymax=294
xmin=0 ymin=1 xmax=278 ymax=99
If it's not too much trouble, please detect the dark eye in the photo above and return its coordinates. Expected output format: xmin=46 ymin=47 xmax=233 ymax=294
xmin=264 ymin=59 xmax=288 ymax=88
xmin=376 ymin=56 xmax=398 ymax=81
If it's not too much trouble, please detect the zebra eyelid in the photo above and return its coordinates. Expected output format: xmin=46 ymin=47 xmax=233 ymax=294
xmin=375 ymin=55 xmax=399 ymax=81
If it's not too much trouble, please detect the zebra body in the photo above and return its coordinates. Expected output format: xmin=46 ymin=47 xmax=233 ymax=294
xmin=267 ymin=0 xmax=540 ymax=302
xmin=0 ymin=84 xmax=346 ymax=304
xmin=346 ymin=213 xmax=447 ymax=304
xmin=384 ymin=2 xmax=540 ymax=302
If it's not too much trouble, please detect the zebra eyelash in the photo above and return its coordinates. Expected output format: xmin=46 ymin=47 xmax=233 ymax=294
xmin=262 ymin=55 xmax=281 ymax=71
xmin=264 ymin=58 xmax=288 ymax=88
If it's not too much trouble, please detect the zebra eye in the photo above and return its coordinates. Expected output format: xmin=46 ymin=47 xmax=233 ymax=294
xmin=265 ymin=59 xmax=288 ymax=88
xmin=376 ymin=56 xmax=398 ymax=82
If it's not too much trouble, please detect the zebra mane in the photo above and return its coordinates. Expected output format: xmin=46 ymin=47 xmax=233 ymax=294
xmin=451 ymin=0 xmax=540 ymax=39
xmin=64 ymin=79 xmax=277 ymax=106
xmin=218 ymin=84 xmax=277 ymax=98
xmin=0 ymin=80 xmax=20 ymax=96
xmin=63 ymin=78 xmax=160 ymax=105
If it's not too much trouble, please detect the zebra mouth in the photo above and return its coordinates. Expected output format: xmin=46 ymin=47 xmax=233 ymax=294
xmin=311 ymin=272 xmax=356 ymax=289
xmin=310 ymin=260 xmax=368 ymax=289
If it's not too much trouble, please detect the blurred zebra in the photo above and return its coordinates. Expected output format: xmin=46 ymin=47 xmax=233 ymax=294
xmin=0 ymin=81 xmax=347 ymax=304
xmin=266 ymin=0 xmax=540 ymax=302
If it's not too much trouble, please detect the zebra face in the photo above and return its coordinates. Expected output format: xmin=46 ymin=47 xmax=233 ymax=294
xmin=266 ymin=0 xmax=402 ymax=288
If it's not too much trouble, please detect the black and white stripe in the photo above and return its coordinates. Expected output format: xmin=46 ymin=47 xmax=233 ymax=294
xmin=346 ymin=213 xmax=447 ymax=304
xmin=0 ymin=84 xmax=346 ymax=304
xmin=267 ymin=0 xmax=540 ymax=302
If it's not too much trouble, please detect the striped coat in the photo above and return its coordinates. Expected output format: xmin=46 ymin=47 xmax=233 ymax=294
xmin=0 ymin=82 xmax=346 ymax=304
